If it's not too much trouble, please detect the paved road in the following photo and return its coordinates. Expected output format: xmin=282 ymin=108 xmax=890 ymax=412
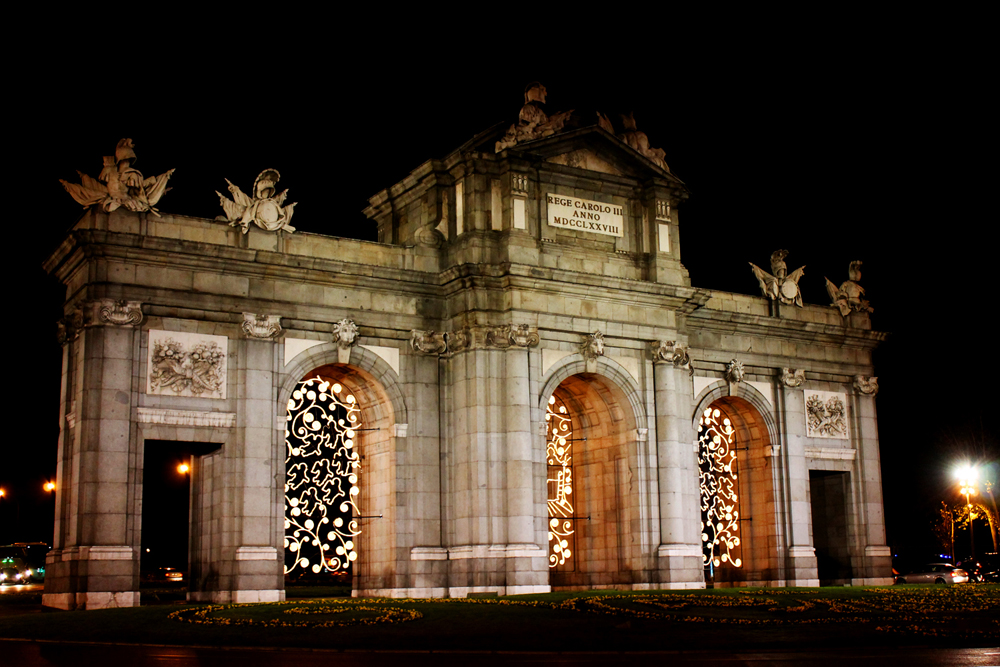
xmin=0 ymin=583 xmax=41 ymax=595
xmin=2 ymin=641 xmax=999 ymax=666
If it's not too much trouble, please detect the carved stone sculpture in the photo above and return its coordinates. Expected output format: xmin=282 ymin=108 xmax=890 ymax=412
xmin=825 ymin=261 xmax=874 ymax=317
xmin=242 ymin=313 xmax=282 ymax=339
xmin=582 ymin=331 xmax=605 ymax=361
xmin=652 ymin=340 xmax=693 ymax=375
xmin=60 ymin=139 xmax=175 ymax=216
xmin=726 ymin=359 xmax=745 ymax=383
xmin=446 ymin=329 xmax=470 ymax=353
xmin=98 ymin=299 xmax=143 ymax=327
xmin=217 ymin=169 xmax=297 ymax=234
xmin=486 ymin=324 xmax=540 ymax=349
xmin=806 ymin=391 xmax=849 ymax=438
xmin=509 ymin=324 xmax=540 ymax=348
xmin=750 ymin=250 xmax=805 ymax=307
xmin=149 ymin=335 xmax=226 ymax=398
xmin=57 ymin=310 xmax=84 ymax=344
xmin=780 ymin=368 xmax=806 ymax=387
xmin=332 ymin=319 xmax=359 ymax=349
xmin=854 ymin=375 xmax=879 ymax=396
xmin=619 ymin=112 xmax=670 ymax=172
xmin=495 ymin=82 xmax=574 ymax=152
xmin=410 ymin=330 xmax=447 ymax=355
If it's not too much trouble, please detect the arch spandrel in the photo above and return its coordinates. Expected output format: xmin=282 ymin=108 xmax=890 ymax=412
xmin=691 ymin=380 xmax=777 ymax=447
xmin=539 ymin=353 xmax=647 ymax=433
xmin=280 ymin=343 xmax=407 ymax=428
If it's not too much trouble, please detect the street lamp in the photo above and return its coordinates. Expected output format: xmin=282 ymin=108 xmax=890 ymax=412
xmin=957 ymin=465 xmax=978 ymax=561
xmin=177 ymin=462 xmax=190 ymax=475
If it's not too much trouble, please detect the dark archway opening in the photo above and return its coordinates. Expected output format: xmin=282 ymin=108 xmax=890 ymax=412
xmin=140 ymin=440 xmax=219 ymax=591
xmin=810 ymin=470 xmax=853 ymax=585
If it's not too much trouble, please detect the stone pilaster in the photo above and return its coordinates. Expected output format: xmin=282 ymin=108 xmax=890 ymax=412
xmin=652 ymin=356 xmax=704 ymax=588
xmin=43 ymin=310 xmax=142 ymax=610
xmin=780 ymin=385 xmax=819 ymax=586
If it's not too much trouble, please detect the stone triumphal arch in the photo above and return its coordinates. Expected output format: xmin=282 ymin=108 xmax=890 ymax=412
xmin=43 ymin=85 xmax=890 ymax=609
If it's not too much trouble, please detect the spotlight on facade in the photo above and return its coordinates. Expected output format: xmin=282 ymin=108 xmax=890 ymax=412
xmin=178 ymin=463 xmax=191 ymax=475
xmin=44 ymin=482 xmax=56 ymax=492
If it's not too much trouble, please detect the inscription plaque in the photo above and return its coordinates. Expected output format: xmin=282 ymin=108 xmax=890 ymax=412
xmin=546 ymin=194 xmax=623 ymax=237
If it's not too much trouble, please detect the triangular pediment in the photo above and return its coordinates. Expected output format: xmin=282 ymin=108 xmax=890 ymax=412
xmin=507 ymin=126 xmax=688 ymax=191
xmin=546 ymin=147 xmax=625 ymax=176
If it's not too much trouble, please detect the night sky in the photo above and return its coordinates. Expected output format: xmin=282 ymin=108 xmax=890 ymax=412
xmin=3 ymin=27 xmax=995 ymax=566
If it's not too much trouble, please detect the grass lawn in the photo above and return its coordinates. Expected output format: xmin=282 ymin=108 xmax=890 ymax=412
xmin=1 ymin=585 xmax=997 ymax=651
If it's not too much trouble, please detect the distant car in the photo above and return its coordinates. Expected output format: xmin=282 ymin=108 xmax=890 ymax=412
xmin=894 ymin=563 xmax=968 ymax=584
xmin=143 ymin=567 xmax=184 ymax=584
xmin=0 ymin=556 xmax=31 ymax=585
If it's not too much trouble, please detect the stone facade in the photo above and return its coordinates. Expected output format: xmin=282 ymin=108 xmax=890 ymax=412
xmin=42 ymin=121 xmax=891 ymax=609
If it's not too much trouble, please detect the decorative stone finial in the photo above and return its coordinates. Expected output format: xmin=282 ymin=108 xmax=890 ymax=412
xmin=332 ymin=319 xmax=359 ymax=349
xmin=60 ymin=139 xmax=175 ymax=216
xmin=854 ymin=375 xmax=879 ymax=396
xmin=750 ymin=250 xmax=805 ymax=307
xmin=825 ymin=261 xmax=873 ymax=317
xmin=581 ymin=331 xmax=605 ymax=361
xmin=726 ymin=359 xmax=745 ymax=383
xmin=780 ymin=368 xmax=806 ymax=387
xmin=410 ymin=330 xmax=447 ymax=355
xmin=217 ymin=169 xmax=297 ymax=234
xmin=495 ymin=83 xmax=574 ymax=152
xmin=242 ymin=313 xmax=282 ymax=339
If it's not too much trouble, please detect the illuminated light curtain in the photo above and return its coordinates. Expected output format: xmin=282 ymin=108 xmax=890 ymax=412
xmin=546 ymin=395 xmax=575 ymax=568
xmin=698 ymin=407 xmax=743 ymax=570
xmin=284 ymin=377 xmax=362 ymax=575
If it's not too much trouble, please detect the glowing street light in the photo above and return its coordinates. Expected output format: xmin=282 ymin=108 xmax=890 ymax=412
xmin=956 ymin=465 xmax=979 ymax=560
xmin=43 ymin=482 xmax=56 ymax=492
xmin=177 ymin=463 xmax=190 ymax=475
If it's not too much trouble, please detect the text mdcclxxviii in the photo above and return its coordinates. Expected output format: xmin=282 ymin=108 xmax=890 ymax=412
xmin=284 ymin=377 xmax=362 ymax=575
xmin=698 ymin=407 xmax=743 ymax=573
xmin=546 ymin=395 xmax=576 ymax=568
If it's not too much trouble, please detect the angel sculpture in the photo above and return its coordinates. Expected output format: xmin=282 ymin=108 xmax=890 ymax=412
xmin=825 ymin=261 xmax=873 ymax=316
xmin=749 ymin=249 xmax=805 ymax=307
xmin=216 ymin=169 xmax=296 ymax=234
xmin=60 ymin=138 xmax=174 ymax=216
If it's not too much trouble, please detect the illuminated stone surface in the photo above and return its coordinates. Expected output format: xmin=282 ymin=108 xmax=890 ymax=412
xmin=42 ymin=88 xmax=890 ymax=609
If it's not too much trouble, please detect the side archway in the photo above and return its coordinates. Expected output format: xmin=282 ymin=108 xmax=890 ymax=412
xmin=692 ymin=381 xmax=780 ymax=586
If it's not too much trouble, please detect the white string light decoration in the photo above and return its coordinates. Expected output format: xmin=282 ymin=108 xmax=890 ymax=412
xmin=546 ymin=395 xmax=575 ymax=568
xmin=698 ymin=407 xmax=743 ymax=570
xmin=284 ymin=377 xmax=362 ymax=575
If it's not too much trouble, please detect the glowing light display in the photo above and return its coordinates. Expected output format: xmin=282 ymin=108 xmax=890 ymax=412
xmin=284 ymin=377 xmax=362 ymax=575
xmin=698 ymin=407 xmax=742 ymax=569
xmin=546 ymin=395 xmax=575 ymax=568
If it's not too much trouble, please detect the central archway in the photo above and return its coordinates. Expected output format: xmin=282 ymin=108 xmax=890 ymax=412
xmin=280 ymin=359 xmax=398 ymax=595
xmin=545 ymin=372 xmax=640 ymax=589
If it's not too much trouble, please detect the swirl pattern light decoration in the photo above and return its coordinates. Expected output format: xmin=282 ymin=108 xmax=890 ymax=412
xmin=284 ymin=377 xmax=362 ymax=575
xmin=546 ymin=395 xmax=575 ymax=568
xmin=698 ymin=407 xmax=742 ymax=569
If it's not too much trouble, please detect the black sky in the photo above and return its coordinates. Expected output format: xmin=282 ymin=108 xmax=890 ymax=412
xmin=3 ymin=22 xmax=995 ymax=559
